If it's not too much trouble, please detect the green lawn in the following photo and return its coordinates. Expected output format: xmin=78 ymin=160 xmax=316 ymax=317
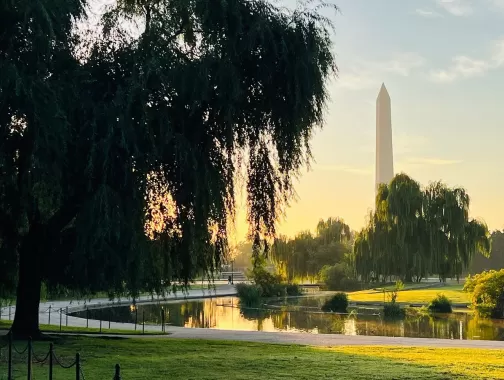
xmin=0 ymin=320 xmax=165 ymax=336
xmin=348 ymin=285 xmax=470 ymax=305
xmin=2 ymin=336 xmax=504 ymax=379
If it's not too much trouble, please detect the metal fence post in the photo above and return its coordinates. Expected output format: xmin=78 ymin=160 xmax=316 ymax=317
xmin=135 ymin=307 xmax=138 ymax=331
xmin=114 ymin=364 xmax=121 ymax=380
xmin=100 ymin=318 xmax=102 ymax=333
xmin=60 ymin=308 xmax=63 ymax=332
xmin=27 ymin=338 xmax=32 ymax=380
xmin=49 ymin=343 xmax=54 ymax=380
xmin=161 ymin=307 xmax=165 ymax=333
xmin=48 ymin=305 xmax=51 ymax=325
xmin=66 ymin=306 xmax=68 ymax=326
xmin=8 ymin=332 xmax=12 ymax=380
xmin=86 ymin=308 xmax=89 ymax=328
xmin=75 ymin=353 xmax=81 ymax=380
xmin=142 ymin=311 xmax=145 ymax=335
xmin=9 ymin=305 xmax=11 ymax=320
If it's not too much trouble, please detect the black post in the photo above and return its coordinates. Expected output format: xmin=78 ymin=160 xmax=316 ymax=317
xmin=9 ymin=305 xmax=11 ymax=320
xmin=27 ymin=338 xmax=32 ymax=380
xmin=66 ymin=306 xmax=68 ymax=326
xmin=135 ymin=307 xmax=138 ymax=331
xmin=161 ymin=307 xmax=165 ymax=333
xmin=231 ymin=260 xmax=234 ymax=284
xmin=49 ymin=343 xmax=54 ymax=380
xmin=60 ymin=309 xmax=62 ymax=332
xmin=114 ymin=363 xmax=121 ymax=380
xmin=109 ymin=318 xmax=111 ymax=329
xmin=142 ymin=310 xmax=145 ymax=335
xmin=76 ymin=353 xmax=81 ymax=380
xmin=48 ymin=305 xmax=52 ymax=325
xmin=100 ymin=318 xmax=102 ymax=334
xmin=86 ymin=308 xmax=89 ymax=328
xmin=7 ymin=332 xmax=12 ymax=380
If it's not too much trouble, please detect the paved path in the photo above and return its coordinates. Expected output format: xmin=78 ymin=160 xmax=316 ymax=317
xmin=2 ymin=287 xmax=504 ymax=350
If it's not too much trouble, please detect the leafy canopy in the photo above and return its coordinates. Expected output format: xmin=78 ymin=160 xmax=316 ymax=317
xmin=0 ymin=0 xmax=337 ymax=300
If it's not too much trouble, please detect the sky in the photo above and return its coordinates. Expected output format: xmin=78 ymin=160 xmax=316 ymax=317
xmin=231 ymin=0 xmax=504 ymax=241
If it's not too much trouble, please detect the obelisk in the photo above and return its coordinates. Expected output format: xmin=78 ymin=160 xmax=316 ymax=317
xmin=375 ymin=83 xmax=394 ymax=192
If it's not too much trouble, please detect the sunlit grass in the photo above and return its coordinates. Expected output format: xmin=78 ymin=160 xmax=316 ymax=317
xmin=328 ymin=346 xmax=504 ymax=380
xmin=348 ymin=285 xmax=470 ymax=305
xmin=2 ymin=337 xmax=499 ymax=379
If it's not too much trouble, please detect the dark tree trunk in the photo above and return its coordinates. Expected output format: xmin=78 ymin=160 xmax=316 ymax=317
xmin=10 ymin=239 xmax=43 ymax=339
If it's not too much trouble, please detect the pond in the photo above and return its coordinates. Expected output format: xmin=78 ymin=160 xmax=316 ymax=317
xmin=71 ymin=294 xmax=504 ymax=341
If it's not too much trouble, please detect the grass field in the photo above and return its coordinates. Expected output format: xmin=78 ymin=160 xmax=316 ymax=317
xmin=0 ymin=320 xmax=165 ymax=336
xmin=348 ymin=285 xmax=470 ymax=305
xmin=2 ymin=336 xmax=504 ymax=379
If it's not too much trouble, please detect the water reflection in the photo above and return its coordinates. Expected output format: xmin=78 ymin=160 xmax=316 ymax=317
xmin=72 ymin=296 xmax=504 ymax=341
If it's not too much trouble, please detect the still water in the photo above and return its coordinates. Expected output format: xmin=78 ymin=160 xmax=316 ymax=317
xmin=73 ymin=295 xmax=504 ymax=341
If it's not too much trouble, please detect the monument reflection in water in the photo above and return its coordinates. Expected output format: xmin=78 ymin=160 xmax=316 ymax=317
xmin=76 ymin=296 xmax=504 ymax=341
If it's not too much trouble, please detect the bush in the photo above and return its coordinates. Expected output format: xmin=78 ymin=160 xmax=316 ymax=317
xmin=383 ymin=303 xmax=405 ymax=319
xmin=285 ymin=284 xmax=302 ymax=297
xmin=321 ymin=292 xmax=348 ymax=312
xmin=236 ymin=283 xmax=262 ymax=306
xmin=319 ymin=264 xmax=360 ymax=291
xmin=427 ymin=294 xmax=453 ymax=313
xmin=464 ymin=270 xmax=504 ymax=318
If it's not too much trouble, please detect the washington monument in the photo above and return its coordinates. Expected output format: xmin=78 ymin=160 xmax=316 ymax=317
xmin=375 ymin=83 xmax=394 ymax=192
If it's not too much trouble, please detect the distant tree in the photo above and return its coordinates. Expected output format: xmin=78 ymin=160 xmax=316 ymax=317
xmin=470 ymin=230 xmax=504 ymax=273
xmin=0 ymin=0 xmax=337 ymax=338
xmin=354 ymin=174 xmax=490 ymax=283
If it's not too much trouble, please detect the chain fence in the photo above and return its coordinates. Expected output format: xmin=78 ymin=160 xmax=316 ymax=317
xmin=0 ymin=333 xmax=122 ymax=380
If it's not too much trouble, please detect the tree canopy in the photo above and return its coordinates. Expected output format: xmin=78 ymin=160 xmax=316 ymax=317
xmin=354 ymin=173 xmax=491 ymax=283
xmin=271 ymin=217 xmax=353 ymax=281
xmin=0 ymin=0 xmax=337 ymax=337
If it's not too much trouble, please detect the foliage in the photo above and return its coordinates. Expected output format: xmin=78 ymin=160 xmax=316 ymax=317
xmin=427 ymin=294 xmax=453 ymax=313
xmin=470 ymin=230 xmax=504 ymax=273
xmin=0 ymin=0 xmax=336 ymax=336
xmin=236 ymin=283 xmax=263 ymax=307
xmin=271 ymin=217 xmax=354 ymax=281
xmin=383 ymin=280 xmax=405 ymax=319
xmin=319 ymin=263 xmax=360 ymax=291
xmin=464 ymin=270 xmax=504 ymax=318
xmin=321 ymin=292 xmax=348 ymax=312
xmin=355 ymin=174 xmax=491 ymax=284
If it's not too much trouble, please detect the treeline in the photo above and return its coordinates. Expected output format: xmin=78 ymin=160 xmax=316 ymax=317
xmin=270 ymin=218 xmax=355 ymax=284
xmin=354 ymin=174 xmax=491 ymax=283
xmin=469 ymin=230 xmax=504 ymax=273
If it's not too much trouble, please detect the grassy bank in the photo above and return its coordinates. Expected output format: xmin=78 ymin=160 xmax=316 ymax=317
xmin=348 ymin=285 xmax=469 ymax=305
xmin=0 ymin=320 xmax=165 ymax=336
xmin=2 ymin=336 xmax=504 ymax=379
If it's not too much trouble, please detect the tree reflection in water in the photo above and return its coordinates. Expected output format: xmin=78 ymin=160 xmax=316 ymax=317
xmin=71 ymin=296 xmax=504 ymax=341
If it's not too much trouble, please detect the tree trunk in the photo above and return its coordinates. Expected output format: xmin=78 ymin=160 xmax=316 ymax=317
xmin=10 ymin=239 xmax=43 ymax=339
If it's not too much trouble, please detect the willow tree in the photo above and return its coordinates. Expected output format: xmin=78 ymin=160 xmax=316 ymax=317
xmin=354 ymin=174 xmax=490 ymax=283
xmin=0 ymin=0 xmax=337 ymax=338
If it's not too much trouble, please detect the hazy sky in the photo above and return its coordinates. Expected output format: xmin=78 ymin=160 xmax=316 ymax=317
xmin=232 ymin=0 xmax=504 ymax=241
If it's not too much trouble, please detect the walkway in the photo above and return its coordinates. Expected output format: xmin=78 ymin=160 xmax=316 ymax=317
xmin=2 ymin=287 xmax=504 ymax=350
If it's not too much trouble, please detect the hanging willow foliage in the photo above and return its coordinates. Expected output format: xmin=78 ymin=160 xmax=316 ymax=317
xmin=0 ymin=0 xmax=337 ymax=337
xmin=354 ymin=173 xmax=491 ymax=283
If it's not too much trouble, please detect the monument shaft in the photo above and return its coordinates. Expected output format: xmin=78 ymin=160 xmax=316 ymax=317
xmin=375 ymin=83 xmax=394 ymax=190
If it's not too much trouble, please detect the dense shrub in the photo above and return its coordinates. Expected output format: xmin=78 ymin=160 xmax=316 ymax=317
xmin=319 ymin=264 xmax=360 ymax=291
xmin=427 ymin=294 xmax=452 ymax=313
xmin=383 ymin=303 xmax=405 ymax=319
xmin=236 ymin=283 xmax=262 ymax=306
xmin=321 ymin=292 xmax=348 ymax=312
xmin=464 ymin=270 xmax=504 ymax=318
xmin=285 ymin=284 xmax=302 ymax=297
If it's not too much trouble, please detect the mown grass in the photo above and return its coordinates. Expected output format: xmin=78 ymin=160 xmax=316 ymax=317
xmin=349 ymin=285 xmax=470 ymax=305
xmin=0 ymin=320 xmax=165 ymax=336
xmin=1 ymin=337 xmax=503 ymax=379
